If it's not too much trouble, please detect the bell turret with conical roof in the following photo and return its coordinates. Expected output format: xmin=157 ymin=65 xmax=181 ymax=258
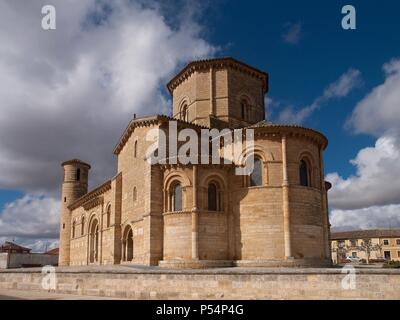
xmin=59 ymin=158 xmax=91 ymax=266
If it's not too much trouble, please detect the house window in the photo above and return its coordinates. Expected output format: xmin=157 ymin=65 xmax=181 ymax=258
xmin=396 ymin=239 xmax=400 ymax=245
xmin=173 ymin=183 xmax=182 ymax=211
xmin=384 ymin=251 xmax=391 ymax=260
xmin=350 ymin=239 xmax=357 ymax=247
xmin=351 ymin=252 xmax=357 ymax=258
xmin=76 ymin=168 xmax=81 ymax=181
xmin=207 ymin=183 xmax=218 ymax=211
xmin=299 ymin=160 xmax=310 ymax=187
xmin=398 ymin=251 xmax=400 ymax=258
xmin=250 ymin=158 xmax=263 ymax=187
xmin=383 ymin=239 xmax=389 ymax=245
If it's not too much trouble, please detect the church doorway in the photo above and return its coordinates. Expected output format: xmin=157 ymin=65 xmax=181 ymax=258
xmin=89 ymin=218 xmax=99 ymax=263
xmin=122 ymin=225 xmax=133 ymax=262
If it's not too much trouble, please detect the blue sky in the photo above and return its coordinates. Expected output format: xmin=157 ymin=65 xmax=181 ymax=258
xmin=202 ymin=0 xmax=398 ymax=177
xmin=0 ymin=0 xmax=400 ymax=249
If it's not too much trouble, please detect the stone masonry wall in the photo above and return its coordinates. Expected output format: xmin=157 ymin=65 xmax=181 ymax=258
xmin=0 ymin=267 xmax=399 ymax=299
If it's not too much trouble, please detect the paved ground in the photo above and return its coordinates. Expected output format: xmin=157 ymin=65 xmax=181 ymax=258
xmin=1 ymin=263 xmax=394 ymax=275
xmin=0 ymin=289 xmax=122 ymax=300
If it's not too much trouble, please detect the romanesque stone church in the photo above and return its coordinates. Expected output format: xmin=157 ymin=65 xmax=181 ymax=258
xmin=59 ymin=57 xmax=331 ymax=268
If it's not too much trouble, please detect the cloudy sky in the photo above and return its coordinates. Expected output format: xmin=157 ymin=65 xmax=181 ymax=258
xmin=0 ymin=0 xmax=399 ymax=251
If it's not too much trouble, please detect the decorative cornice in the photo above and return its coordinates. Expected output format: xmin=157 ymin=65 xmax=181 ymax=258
xmin=247 ymin=121 xmax=328 ymax=150
xmin=61 ymin=158 xmax=91 ymax=169
xmin=166 ymin=57 xmax=268 ymax=94
xmin=82 ymin=196 xmax=104 ymax=211
xmin=113 ymin=114 xmax=209 ymax=155
xmin=68 ymin=180 xmax=111 ymax=210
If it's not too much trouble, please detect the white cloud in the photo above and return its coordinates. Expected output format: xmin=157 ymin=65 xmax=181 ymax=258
xmin=0 ymin=194 xmax=59 ymax=239
xmin=0 ymin=236 xmax=59 ymax=253
xmin=328 ymin=58 xmax=400 ymax=230
xmin=0 ymin=0 xmax=216 ymax=246
xmin=277 ymin=68 xmax=362 ymax=124
xmin=282 ymin=22 xmax=302 ymax=45
xmin=327 ymin=134 xmax=400 ymax=210
xmin=0 ymin=0 xmax=216 ymax=196
xmin=330 ymin=204 xmax=400 ymax=231
xmin=347 ymin=58 xmax=400 ymax=137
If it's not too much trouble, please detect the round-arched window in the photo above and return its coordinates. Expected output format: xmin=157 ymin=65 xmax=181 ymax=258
xmin=173 ymin=183 xmax=182 ymax=211
xmin=299 ymin=160 xmax=310 ymax=187
xmin=181 ymin=104 xmax=188 ymax=122
xmin=250 ymin=158 xmax=263 ymax=186
xmin=207 ymin=183 xmax=218 ymax=211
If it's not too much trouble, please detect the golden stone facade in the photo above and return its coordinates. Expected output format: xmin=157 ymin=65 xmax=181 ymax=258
xmin=59 ymin=57 xmax=332 ymax=268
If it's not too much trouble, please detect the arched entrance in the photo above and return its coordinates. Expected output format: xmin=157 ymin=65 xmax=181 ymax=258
xmin=122 ymin=225 xmax=133 ymax=262
xmin=89 ymin=218 xmax=99 ymax=263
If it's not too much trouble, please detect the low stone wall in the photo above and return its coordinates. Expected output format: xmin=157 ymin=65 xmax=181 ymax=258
xmin=0 ymin=253 xmax=8 ymax=269
xmin=0 ymin=266 xmax=399 ymax=299
xmin=0 ymin=253 xmax=58 ymax=269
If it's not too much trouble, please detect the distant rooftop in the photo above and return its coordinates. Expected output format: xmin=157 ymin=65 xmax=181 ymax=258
xmin=0 ymin=241 xmax=31 ymax=253
xmin=331 ymin=229 xmax=400 ymax=240
xmin=45 ymin=247 xmax=59 ymax=255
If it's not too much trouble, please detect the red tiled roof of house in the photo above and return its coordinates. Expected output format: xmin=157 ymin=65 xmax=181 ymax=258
xmin=0 ymin=241 xmax=31 ymax=253
xmin=45 ymin=247 xmax=59 ymax=255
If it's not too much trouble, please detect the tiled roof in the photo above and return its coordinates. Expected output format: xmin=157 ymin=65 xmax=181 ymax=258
xmin=45 ymin=248 xmax=59 ymax=255
xmin=247 ymin=120 xmax=328 ymax=149
xmin=331 ymin=229 xmax=400 ymax=240
xmin=166 ymin=57 xmax=268 ymax=94
xmin=61 ymin=158 xmax=91 ymax=169
xmin=0 ymin=241 xmax=31 ymax=252
xmin=113 ymin=114 xmax=209 ymax=155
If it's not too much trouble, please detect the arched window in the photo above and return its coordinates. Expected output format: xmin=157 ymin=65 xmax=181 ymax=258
xmin=207 ymin=183 xmax=218 ymax=211
xmin=299 ymin=160 xmax=310 ymax=187
xmin=122 ymin=226 xmax=133 ymax=262
xmin=106 ymin=206 xmax=111 ymax=228
xmin=250 ymin=157 xmax=263 ymax=186
xmin=241 ymin=102 xmax=246 ymax=120
xmin=72 ymin=221 xmax=76 ymax=238
xmin=76 ymin=168 xmax=81 ymax=181
xmin=81 ymin=216 xmax=85 ymax=236
xmin=134 ymin=140 xmax=138 ymax=158
xmin=240 ymin=98 xmax=251 ymax=121
xmin=173 ymin=183 xmax=182 ymax=211
xmin=133 ymin=187 xmax=137 ymax=203
xmin=89 ymin=219 xmax=99 ymax=263
xmin=181 ymin=104 xmax=188 ymax=122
